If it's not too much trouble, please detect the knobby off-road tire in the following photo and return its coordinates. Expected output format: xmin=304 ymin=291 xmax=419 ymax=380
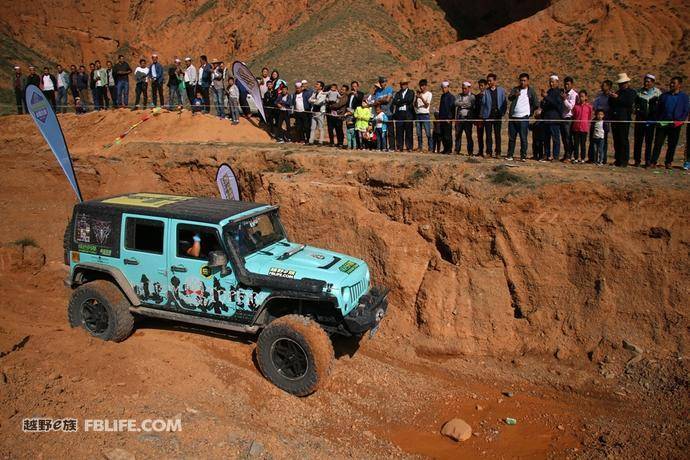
xmin=68 ymin=280 xmax=134 ymax=342
xmin=256 ymin=314 xmax=334 ymax=396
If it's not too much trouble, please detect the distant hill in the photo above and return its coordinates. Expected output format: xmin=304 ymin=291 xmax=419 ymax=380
xmin=1 ymin=0 xmax=688 ymax=113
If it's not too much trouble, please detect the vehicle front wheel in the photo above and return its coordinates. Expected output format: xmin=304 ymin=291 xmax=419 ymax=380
xmin=256 ymin=314 xmax=334 ymax=396
xmin=68 ymin=280 xmax=134 ymax=342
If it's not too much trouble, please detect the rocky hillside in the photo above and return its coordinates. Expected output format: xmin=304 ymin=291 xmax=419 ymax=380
xmin=2 ymin=0 xmax=689 ymax=107
xmin=395 ymin=0 xmax=690 ymax=91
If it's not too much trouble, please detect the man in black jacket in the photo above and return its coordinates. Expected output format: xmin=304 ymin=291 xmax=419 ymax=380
xmin=540 ymin=75 xmax=565 ymax=160
xmin=633 ymin=74 xmax=661 ymax=166
xmin=439 ymin=81 xmax=455 ymax=154
xmin=262 ymin=79 xmax=278 ymax=136
xmin=474 ymin=79 xmax=487 ymax=156
xmin=507 ymin=73 xmax=539 ymax=160
xmin=392 ymin=78 xmax=415 ymax=151
xmin=610 ymin=73 xmax=638 ymax=167
xmin=25 ymin=66 xmax=40 ymax=88
xmin=346 ymin=80 xmax=364 ymax=112
xmin=12 ymin=66 xmax=25 ymax=114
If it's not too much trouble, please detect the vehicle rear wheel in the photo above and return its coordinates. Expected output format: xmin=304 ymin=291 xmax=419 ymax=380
xmin=68 ymin=280 xmax=134 ymax=342
xmin=256 ymin=314 xmax=334 ymax=396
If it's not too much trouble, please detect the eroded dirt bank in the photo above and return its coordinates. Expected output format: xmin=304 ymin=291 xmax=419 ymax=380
xmin=0 ymin=113 xmax=688 ymax=458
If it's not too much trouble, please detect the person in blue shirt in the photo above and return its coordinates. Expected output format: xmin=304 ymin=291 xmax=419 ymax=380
xmin=650 ymin=76 xmax=690 ymax=168
xmin=373 ymin=76 xmax=394 ymax=149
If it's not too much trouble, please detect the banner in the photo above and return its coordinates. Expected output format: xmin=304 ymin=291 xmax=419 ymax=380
xmin=216 ymin=164 xmax=240 ymax=201
xmin=232 ymin=61 xmax=265 ymax=122
xmin=24 ymin=85 xmax=83 ymax=202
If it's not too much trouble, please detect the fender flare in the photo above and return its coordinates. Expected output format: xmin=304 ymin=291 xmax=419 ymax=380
xmin=70 ymin=263 xmax=141 ymax=306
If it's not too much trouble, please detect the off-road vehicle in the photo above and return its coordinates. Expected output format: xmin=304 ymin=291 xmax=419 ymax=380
xmin=64 ymin=193 xmax=388 ymax=396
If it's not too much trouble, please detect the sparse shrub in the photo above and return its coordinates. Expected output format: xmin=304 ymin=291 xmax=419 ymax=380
xmin=489 ymin=166 xmax=525 ymax=185
xmin=12 ymin=237 xmax=38 ymax=248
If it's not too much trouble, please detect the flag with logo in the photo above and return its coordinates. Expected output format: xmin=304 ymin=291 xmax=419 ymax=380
xmin=25 ymin=85 xmax=83 ymax=202
xmin=232 ymin=61 xmax=265 ymax=122
xmin=216 ymin=163 xmax=241 ymax=201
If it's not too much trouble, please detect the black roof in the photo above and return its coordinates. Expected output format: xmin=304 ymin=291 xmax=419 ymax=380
xmin=76 ymin=193 xmax=269 ymax=223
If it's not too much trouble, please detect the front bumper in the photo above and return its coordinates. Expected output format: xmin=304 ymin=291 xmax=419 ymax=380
xmin=342 ymin=286 xmax=389 ymax=335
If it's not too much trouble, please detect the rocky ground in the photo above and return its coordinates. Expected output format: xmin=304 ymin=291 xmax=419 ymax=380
xmin=0 ymin=111 xmax=688 ymax=458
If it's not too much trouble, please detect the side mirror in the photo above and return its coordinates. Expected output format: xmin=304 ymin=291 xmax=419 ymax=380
xmin=208 ymin=251 xmax=231 ymax=276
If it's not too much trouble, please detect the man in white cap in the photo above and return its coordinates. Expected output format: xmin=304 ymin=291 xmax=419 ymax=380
xmin=633 ymin=74 xmax=661 ymax=167
xmin=438 ymin=81 xmax=455 ymax=153
xmin=540 ymin=74 xmax=565 ymax=161
xmin=454 ymin=81 xmax=475 ymax=155
xmin=12 ymin=65 xmax=25 ymax=114
xmin=609 ymin=72 xmax=637 ymax=166
xmin=183 ymin=57 xmax=197 ymax=107
xmin=149 ymin=54 xmax=164 ymax=108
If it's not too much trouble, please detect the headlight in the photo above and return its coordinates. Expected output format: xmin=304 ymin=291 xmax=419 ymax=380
xmin=341 ymin=287 xmax=351 ymax=304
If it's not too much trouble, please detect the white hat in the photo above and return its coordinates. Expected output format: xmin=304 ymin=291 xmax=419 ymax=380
xmin=174 ymin=58 xmax=181 ymax=63
xmin=152 ymin=53 xmax=159 ymax=57
xmin=549 ymin=75 xmax=559 ymax=81
xmin=616 ymin=73 xmax=631 ymax=84
xmin=644 ymin=73 xmax=656 ymax=81
xmin=462 ymin=81 xmax=471 ymax=88
xmin=441 ymin=81 xmax=450 ymax=88
xmin=13 ymin=65 xmax=20 ymax=70
xmin=295 ymin=81 xmax=302 ymax=88
xmin=184 ymin=57 xmax=192 ymax=61
xmin=301 ymin=79 xmax=308 ymax=85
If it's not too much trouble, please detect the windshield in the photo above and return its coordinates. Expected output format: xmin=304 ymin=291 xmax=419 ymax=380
xmin=224 ymin=211 xmax=286 ymax=257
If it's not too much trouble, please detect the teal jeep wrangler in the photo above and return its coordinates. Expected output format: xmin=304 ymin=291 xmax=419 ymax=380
xmin=64 ymin=193 xmax=388 ymax=396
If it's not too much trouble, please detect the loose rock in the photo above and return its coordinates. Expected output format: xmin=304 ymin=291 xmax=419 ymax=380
xmin=441 ymin=418 xmax=472 ymax=442
xmin=103 ymin=448 xmax=135 ymax=460
xmin=248 ymin=440 xmax=264 ymax=457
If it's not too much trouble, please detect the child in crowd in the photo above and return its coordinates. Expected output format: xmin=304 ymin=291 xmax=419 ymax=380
xmin=345 ymin=110 xmax=356 ymax=149
xmin=227 ymin=77 xmax=240 ymax=124
xmin=363 ymin=124 xmax=375 ymax=150
xmin=191 ymin=91 xmax=204 ymax=114
xmin=591 ymin=109 xmax=606 ymax=165
xmin=432 ymin=111 xmax=442 ymax=153
xmin=374 ymin=105 xmax=388 ymax=151
xmin=354 ymin=100 xmax=372 ymax=150
xmin=571 ymin=90 xmax=593 ymax=163
xmin=326 ymin=84 xmax=339 ymax=105
xmin=530 ymin=108 xmax=545 ymax=161
xmin=74 ymin=96 xmax=86 ymax=114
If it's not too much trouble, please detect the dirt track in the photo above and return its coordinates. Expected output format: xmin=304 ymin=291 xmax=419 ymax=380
xmin=0 ymin=111 xmax=688 ymax=459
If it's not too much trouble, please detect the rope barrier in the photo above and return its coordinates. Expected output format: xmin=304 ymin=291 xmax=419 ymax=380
xmin=5 ymin=102 xmax=688 ymax=124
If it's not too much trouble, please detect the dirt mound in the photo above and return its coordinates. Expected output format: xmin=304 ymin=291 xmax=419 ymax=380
xmin=0 ymin=113 xmax=688 ymax=458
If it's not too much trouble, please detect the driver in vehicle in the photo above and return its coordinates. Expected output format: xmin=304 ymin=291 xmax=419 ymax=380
xmin=186 ymin=234 xmax=201 ymax=257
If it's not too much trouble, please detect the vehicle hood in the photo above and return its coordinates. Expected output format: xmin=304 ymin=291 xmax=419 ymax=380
xmin=243 ymin=241 xmax=367 ymax=287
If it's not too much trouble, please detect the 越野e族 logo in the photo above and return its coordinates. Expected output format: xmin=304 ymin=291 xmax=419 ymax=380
xmin=30 ymin=92 xmax=49 ymax=123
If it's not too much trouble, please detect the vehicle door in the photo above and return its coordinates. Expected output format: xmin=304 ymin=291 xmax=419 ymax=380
xmin=119 ymin=214 xmax=169 ymax=307
xmin=167 ymin=220 xmax=254 ymax=322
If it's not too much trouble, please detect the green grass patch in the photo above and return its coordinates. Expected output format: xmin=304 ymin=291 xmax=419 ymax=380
xmin=489 ymin=165 xmax=527 ymax=186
